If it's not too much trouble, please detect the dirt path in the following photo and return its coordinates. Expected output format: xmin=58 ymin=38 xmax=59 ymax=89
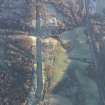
xmin=43 ymin=94 xmax=72 ymax=105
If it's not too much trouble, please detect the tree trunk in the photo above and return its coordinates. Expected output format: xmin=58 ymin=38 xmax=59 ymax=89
xmin=35 ymin=0 xmax=43 ymax=104
xmin=35 ymin=38 xmax=43 ymax=101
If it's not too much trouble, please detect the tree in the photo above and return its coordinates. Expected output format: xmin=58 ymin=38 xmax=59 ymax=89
xmin=1 ymin=0 xmax=105 ymax=105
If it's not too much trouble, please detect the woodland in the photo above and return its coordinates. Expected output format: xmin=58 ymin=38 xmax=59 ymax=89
xmin=0 ymin=0 xmax=105 ymax=105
